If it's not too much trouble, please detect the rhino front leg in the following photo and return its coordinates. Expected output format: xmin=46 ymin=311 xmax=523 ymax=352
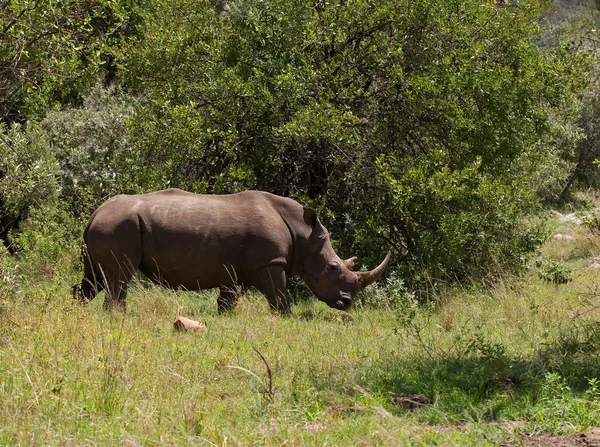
xmin=253 ymin=266 xmax=290 ymax=314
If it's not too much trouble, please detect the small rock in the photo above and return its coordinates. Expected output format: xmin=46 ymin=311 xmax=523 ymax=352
xmin=553 ymin=234 xmax=575 ymax=241
xmin=174 ymin=316 xmax=207 ymax=333
xmin=559 ymin=214 xmax=583 ymax=225
xmin=589 ymin=257 xmax=600 ymax=269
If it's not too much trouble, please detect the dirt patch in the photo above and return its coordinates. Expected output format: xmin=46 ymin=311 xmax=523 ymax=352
xmin=517 ymin=428 xmax=600 ymax=447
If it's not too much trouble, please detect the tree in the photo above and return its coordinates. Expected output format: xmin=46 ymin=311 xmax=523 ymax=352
xmin=0 ymin=0 xmax=115 ymax=123
xmin=117 ymin=0 xmax=586 ymax=292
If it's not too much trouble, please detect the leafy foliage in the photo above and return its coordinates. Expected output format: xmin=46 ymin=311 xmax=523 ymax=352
xmin=0 ymin=0 xmax=111 ymax=122
xmin=535 ymin=259 xmax=573 ymax=284
xmin=41 ymin=85 xmax=135 ymax=216
xmin=0 ymin=122 xmax=61 ymax=253
xmin=14 ymin=203 xmax=81 ymax=278
xmin=114 ymin=0 xmax=587 ymax=290
xmin=0 ymin=122 xmax=60 ymax=216
xmin=530 ymin=374 xmax=600 ymax=433
xmin=540 ymin=1 xmax=600 ymax=197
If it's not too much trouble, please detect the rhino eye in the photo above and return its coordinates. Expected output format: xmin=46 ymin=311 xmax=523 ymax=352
xmin=328 ymin=262 xmax=340 ymax=272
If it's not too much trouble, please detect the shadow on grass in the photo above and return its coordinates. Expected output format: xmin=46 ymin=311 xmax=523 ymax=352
xmin=361 ymin=322 xmax=600 ymax=422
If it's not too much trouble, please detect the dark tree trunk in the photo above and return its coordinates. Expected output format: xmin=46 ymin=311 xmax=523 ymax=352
xmin=560 ymin=139 xmax=592 ymax=199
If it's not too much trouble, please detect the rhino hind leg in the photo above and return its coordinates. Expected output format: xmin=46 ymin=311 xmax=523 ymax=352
xmin=103 ymin=281 xmax=128 ymax=311
xmin=72 ymin=252 xmax=104 ymax=303
xmin=80 ymin=276 xmax=104 ymax=300
xmin=252 ymin=266 xmax=290 ymax=314
xmin=217 ymin=286 xmax=241 ymax=314
xmin=101 ymin=263 xmax=137 ymax=311
xmin=70 ymin=281 xmax=102 ymax=303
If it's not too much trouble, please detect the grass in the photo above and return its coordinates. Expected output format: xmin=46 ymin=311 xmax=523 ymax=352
xmin=2 ymin=210 xmax=600 ymax=445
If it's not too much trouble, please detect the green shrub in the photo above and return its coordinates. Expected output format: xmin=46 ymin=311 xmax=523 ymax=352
xmin=41 ymin=85 xmax=135 ymax=217
xmin=0 ymin=122 xmax=60 ymax=218
xmin=15 ymin=203 xmax=82 ymax=279
xmin=0 ymin=0 xmax=111 ymax=122
xmin=535 ymin=259 xmax=573 ymax=285
xmin=530 ymin=373 xmax=600 ymax=433
xmin=0 ymin=122 xmax=82 ymax=279
xmin=0 ymin=244 xmax=19 ymax=302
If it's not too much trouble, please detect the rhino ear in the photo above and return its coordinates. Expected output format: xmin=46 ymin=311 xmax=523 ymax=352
xmin=303 ymin=207 xmax=318 ymax=227
xmin=344 ymin=256 xmax=358 ymax=270
xmin=303 ymin=207 xmax=327 ymax=240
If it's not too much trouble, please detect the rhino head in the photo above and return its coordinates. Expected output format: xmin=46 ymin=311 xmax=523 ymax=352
xmin=300 ymin=208 xmax=391 ymax=311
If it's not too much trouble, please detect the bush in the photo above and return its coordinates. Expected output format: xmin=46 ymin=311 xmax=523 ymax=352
xmin=14 ymin=203 xmax=82 ymax=279
xmin=41 ymin=85 xmax=135 ymax=217
xmin=0 ymin=122 xmax=60 ymax=220
xmin=535 ymin=259 xmax=573 ymax=285
xmin=0 ymin=244 xmax=19 ymax=302
xmin=0 ymin=122 xmax=77 ymax=280
xmin=530 ymin=373 xmax=600 ymax=433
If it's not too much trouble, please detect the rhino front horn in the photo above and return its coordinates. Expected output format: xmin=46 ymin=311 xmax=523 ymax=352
xmin=358 ymin=252 xmax=392 ymax=289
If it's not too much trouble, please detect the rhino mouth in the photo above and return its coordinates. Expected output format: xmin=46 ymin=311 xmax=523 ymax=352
xmin=333 ymin=294 xmax=352 ymax=311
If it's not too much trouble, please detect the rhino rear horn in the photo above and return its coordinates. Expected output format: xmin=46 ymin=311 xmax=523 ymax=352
xmin=357 ymin=252 xmax=392 ymax=289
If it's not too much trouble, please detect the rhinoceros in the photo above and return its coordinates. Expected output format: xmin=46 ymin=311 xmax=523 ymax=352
xmin=72 ymin=189 xmax=391 ymax=313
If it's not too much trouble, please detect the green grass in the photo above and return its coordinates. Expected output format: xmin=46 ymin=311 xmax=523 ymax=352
xmin=2 ymin=213 xmax=600 ymax=445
